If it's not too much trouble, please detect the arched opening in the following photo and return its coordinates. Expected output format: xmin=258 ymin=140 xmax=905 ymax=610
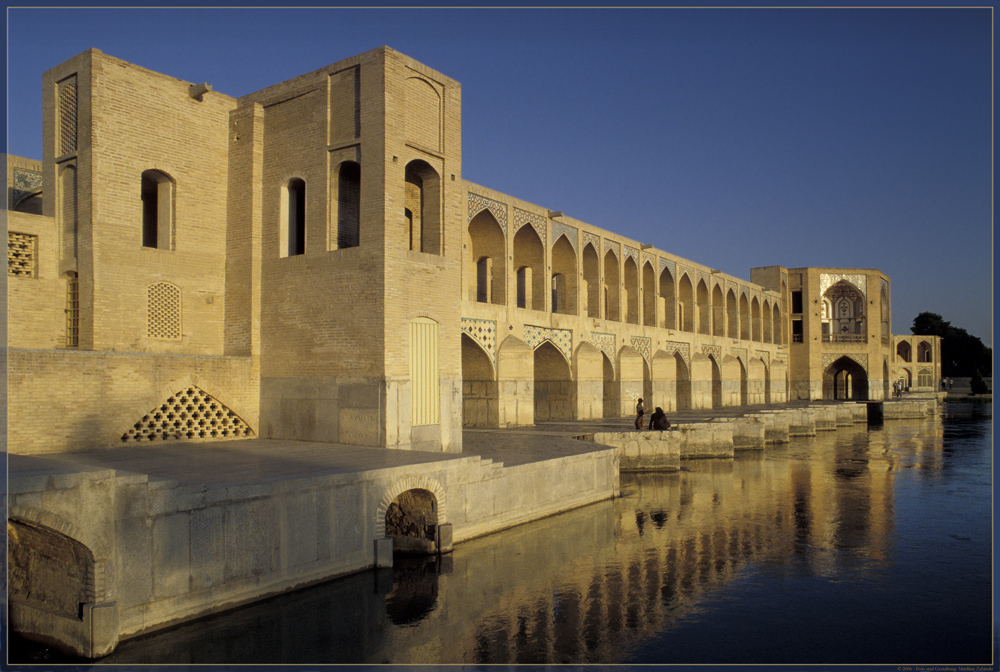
xmin=280 ymin=177 xmax=306 ymax=257
xmin=678 ymin=274 xmax=694 ymax=332
xmin=332 ymin=161 xmax=360 ymax=249
xmin=534 ymin=342 xmax=573 ymax=420
xmin=762 ymin=300 xmax=773 ymax=343
xmin=467 ymin=210 xmax=506 ymax=304
xmin=642 ymin=261 xmax=656 ymax=327
xmin=762 ymin=359 xmax=772 ymax=403
xmin=823 ymin=356 xmax=869 ymax=401
xmin=551 ymin=235 xmax=577 ymax=315
xmin=739 ymin=293 xmax=750 ymax=341
xmin=59 ymin=164 xmax=77 ymax=259
xmin=624 ymin=257 xmax=639 ymax=325
xmin=751 ymin=297 xmax=762 ymax=342
xmin=660 ymin=267 xmax=676 ymax=329
xmin=696 ymin=280 xmax=710 ymax=335
xmin=582 ymin=243 xmax=600 ymax=318
xmin=772 ymin=304 xmax=782 ymax=345
xmin=712 ymin=284 xmax=725 ymax=337
xmin=604 ymin=250 xmax=621 ymax=321
xmin=883 ymin=360 xmax=891 ymax=399
xmin=602 ymin=353 xmax=617 ymax=417
xmin=513 ymin=225 xmax=544 ymax=310
xmin=726 ymin=289 xmax=738 ymax=339
xmin=739 ymin=358 xmax=749 ymax=406
xmin=823 ymin=280 xmax=866 ymax=342
xmin=405 ymin=160 xmax=441 ymax=254
xmin=8 ymin=518 xmax=96 ymax=648
xmin=462 ymin=334 xmax=498 ymax=427
xmin=142 ymin=169 xmax=174 ymax=250
xmin=917 ymin=341 xmax=933 ymax=362
xmin=710 ymin=356 xmax=723 ymax=408
xmin=881 ymin=285 xmax=891 ymax=343
xmin=897 ymin=341 xmax=912 ymax=363
xmin=674 ymin=353 xmax=692 ymax=410
xmin=917 ymin=368 xmax=933 ymax=388
xmin=385 ymin=489 xmax=439 ymax=554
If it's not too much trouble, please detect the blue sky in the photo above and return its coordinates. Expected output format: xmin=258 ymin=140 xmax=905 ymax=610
xmin=5 ymin=7 xmax=993 ymax=348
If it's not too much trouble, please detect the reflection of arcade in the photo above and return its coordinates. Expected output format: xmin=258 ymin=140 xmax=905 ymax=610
xmin=385 ymin=556 xmax=447 ymax=626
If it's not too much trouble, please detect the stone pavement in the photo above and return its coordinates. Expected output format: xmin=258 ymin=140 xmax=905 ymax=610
xmin=4 ymin=399 xmax=893 ymax=488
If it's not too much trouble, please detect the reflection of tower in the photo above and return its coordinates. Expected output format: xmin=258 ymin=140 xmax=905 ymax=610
xmin=248 ymin=47 xmax=464 ymax=451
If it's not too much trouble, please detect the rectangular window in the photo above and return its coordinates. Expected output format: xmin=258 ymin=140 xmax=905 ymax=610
xmin=792 ymin=319 xmax=803 ymax=343
xmin=791 ymin=290 xmax=803 ymax=314
xmin=66 ymin=273 xmax=79 ymax=347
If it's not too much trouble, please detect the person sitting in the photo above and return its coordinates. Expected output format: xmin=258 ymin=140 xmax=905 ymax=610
xmin=649 ymin=407 xmax=670 ymax=430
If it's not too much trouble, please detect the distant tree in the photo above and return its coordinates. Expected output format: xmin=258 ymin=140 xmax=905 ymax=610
xmin=970 ymin=369 xmax=988 ymax=395
xmin=910 ymin=312 xmax=992 ymax=377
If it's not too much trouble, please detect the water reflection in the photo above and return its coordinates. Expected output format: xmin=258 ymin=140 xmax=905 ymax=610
xmin=11 ymin=409 xmax=990 ymax=665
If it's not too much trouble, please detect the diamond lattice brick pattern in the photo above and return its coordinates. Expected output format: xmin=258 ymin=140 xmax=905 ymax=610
xmin=122 ymin=387 xmax=254 ymax=442
xmin=147 ymin=282 xmax=181 ymax=339
xmin=8 ymin=232 xmax=36 ymax=277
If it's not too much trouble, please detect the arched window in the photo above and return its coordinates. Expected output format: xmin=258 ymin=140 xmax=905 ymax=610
xmin=551 ymin=273 xmax=566 ymax=313
xmin=281 ymin=178 xmax=306 ymax=257
xmin=918 ymin=368 xmax=933 ymax=388
xmin=332 ymin=161 xmax=360 ymax=249
xmin=822 ymin=281 xmax=866 ymax=342
xmin=405 ymin=160 xmax=441 ymax=254
xmin=141 ymin=170 xmax=174 ymax=250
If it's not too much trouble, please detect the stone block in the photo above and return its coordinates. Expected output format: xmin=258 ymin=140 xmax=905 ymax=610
xmin=153 ymin=513 xmax=190 ymax=599
xmin=374 ymin=537 xmax=393 ymax=567
xmin=190 ymin=506 xmax=225 ymax=590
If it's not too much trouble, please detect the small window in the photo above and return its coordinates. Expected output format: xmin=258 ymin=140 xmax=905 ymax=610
xmin=792 ymin=319 xmax=803 ymax=343
xmin=281 ymin=178 xmax=306 ymax=257
xmin=141 ymin=170 xmax=174 ymax=249
xmin=791 ymin=290 xmax=803 ymax=314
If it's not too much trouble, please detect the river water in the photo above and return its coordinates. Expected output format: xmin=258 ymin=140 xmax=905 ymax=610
xmin=9 ymin=403 xmax=994 ymax=667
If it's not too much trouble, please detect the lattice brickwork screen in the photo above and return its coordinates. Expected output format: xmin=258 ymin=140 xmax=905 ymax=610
xmin=121 ymin=387 xmax=254 ymax=442
xmin=66 ymin=273 xmax=79 ymax=347
xmin=59 ymin=76 xmax=78 ymax=157
xmin=8 ymin=232 xmax=36 ymax=277
xmin=147 ymin=282 xmax=181 ymax=339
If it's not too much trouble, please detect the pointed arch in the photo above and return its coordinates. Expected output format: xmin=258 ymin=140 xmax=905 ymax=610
xmin=660 ymin=266 xmax=676 ymax=329
xmin=467 ymin=209 xmax=506 ymax=304
xmin=696 ymin=279 xmax=710 ymax=335
xmin=405 ymin=160 xmax=441 ymax=254
xmin=678 ymin=274 xmax=694 ymax=332
xmin=582 ymin=242 xmax=600 ymax=318
xmin=513 ymin=224 xmax=545 ymax=310
xmin=642 ymin=261 xmax=656 ymax=327
xmin=551 ymin=234 xmax=578 ymax=315
xmin=624 ymin=255 xmax=639 ymax=325
xmin=604 ymin=249 xmax=621 ymax=321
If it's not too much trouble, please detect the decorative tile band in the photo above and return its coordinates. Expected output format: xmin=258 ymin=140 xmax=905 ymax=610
xmin=461 ymin=317 xmax=497 ymax=365
xmin=624 ymin=245 xmax=639 ymax=263
xmin=604 ymin=239 xmax=621 ymax=259
xmin=513 ymin=207 xmax=546 ymax=240
xmin=629 ymin=336 xmax=651 ymax=367
xmin=731 ymin=347 xmax=748 ymax=364
xmin=468 ymin=193 xmax=508 ymax=233
xmin=659 ymin=341 xmax=690 ymax=366
xmin=642 ymin=253 xmax=655 ymax=269
xmin=701 ymin=344 xmax=722 ymax=361
xmin=524 ymin=324 xmax=573 ymax=364
xmin=582 ymin=230 xmax=601 ymax=252
xmin=551 ymin=220 xmax=578 ymax=250
xmin=591 ymin=332 xmax=616 ymax=373
xmin=754 ymin=350 xmax=771 ymax=367
xmin=12 ymin=168 xmax=43 ymax=208
xmin=820 ymin=273 xmax=867 ymax=300
xmin=660 ymin=257 xmax=676 ymax=278
xmin=822 ymin=352 xmax=868 ymax=373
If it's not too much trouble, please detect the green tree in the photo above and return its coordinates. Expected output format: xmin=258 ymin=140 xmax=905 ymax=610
xmin=910 ymin=312 xmax=992 ymax=377
xmin=970 ymin=369 xmax=988 ymax=395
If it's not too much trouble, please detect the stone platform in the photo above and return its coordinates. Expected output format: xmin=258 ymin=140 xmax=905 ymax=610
xmin=5 ymin=433 xmax=617 ymax=658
